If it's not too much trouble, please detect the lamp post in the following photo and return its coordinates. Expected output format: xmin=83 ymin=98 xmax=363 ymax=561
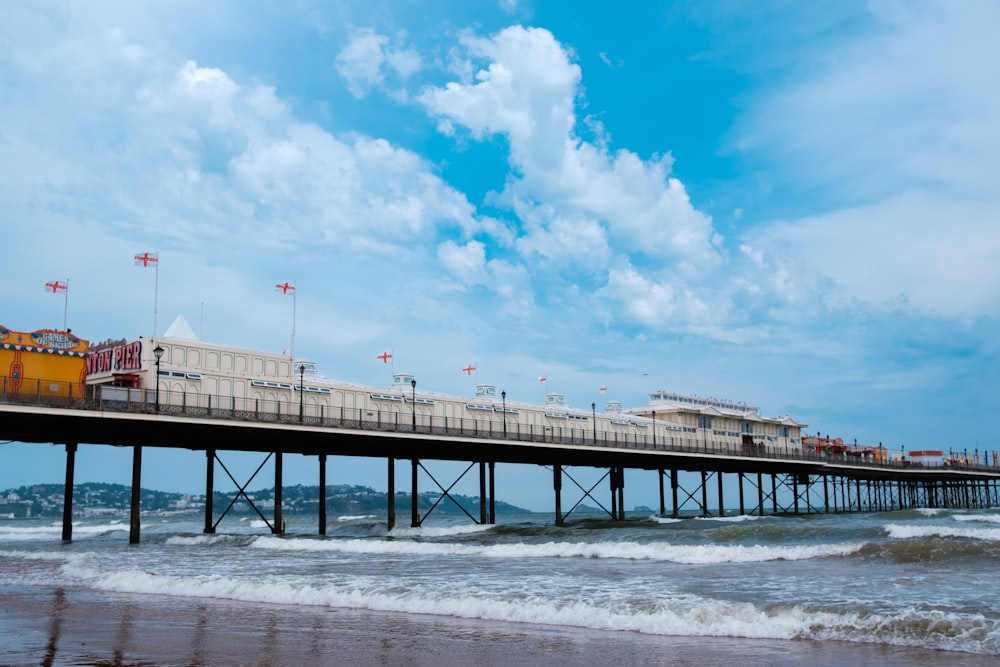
xmin=592 ymin=402 xmax=597 ymax=441
xmin=410 ymin=379 xmax=416 ymax=431
xmin=298 ymin=363 xmax=305 ymax=422
xmin=652 ymin=410 xmax=656 ymax=448
xmin=153 ymin=344 xmax=164 ymax=412
xmin=501 ymin=390 xmax=507 ymax=437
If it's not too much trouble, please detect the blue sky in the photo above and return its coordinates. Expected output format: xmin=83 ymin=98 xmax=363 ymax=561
xmin=2 ymin=1 xmax=999 ymax=511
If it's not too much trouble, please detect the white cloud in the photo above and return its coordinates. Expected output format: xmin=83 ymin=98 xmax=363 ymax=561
xmin=736 ymin=1 xmax=1000 ymax=319
xmin=746 ymin=192 xmax=1000 ymax=317
xmin=334 ymin=28 xmax=422 ymax=98
xmin=437 ymin=240 xmax=486 ymax=285
xmin=419 ymin=25 xmax=724 ymax=325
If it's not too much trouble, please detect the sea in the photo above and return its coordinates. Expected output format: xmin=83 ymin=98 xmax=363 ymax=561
xmin=2 ymin=507 xmax=999 ymax=665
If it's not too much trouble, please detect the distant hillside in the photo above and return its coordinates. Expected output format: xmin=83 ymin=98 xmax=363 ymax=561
xmin=0 ymin=482 xmax=534 ymax=519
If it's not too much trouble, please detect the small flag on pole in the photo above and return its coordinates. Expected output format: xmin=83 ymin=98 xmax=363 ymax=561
xmin=377 ymin=351 xmax=393 ymax=364
xmin=462 ymin=364 xmax=476 ymax=375
xmin=275 ymin=282 xmax=296 ymax=294
xmin=538 ymin=375 xmax=547 ymax=385
xmin=134 ymin=251 xmax=158 ymax=267
xmin=599 ymin=385 xmax=607 ymax=394
xmin=44 ymin=280 xmax=68 ymax=293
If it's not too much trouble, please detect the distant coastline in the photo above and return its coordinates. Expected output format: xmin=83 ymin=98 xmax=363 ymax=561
xmin=0 ymin=482 xmax=534 ymax=519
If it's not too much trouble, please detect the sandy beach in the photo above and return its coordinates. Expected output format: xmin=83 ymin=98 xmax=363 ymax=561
xmin=1 ymin=585 xmax=993 ymax=667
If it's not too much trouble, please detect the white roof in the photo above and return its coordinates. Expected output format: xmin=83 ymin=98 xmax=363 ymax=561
xmin=162 ymin=314 xmax=198 ymax=340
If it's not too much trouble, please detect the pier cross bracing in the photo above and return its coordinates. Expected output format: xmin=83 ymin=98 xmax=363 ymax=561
xmin=3 ymin=397 xmax=998 ymax=543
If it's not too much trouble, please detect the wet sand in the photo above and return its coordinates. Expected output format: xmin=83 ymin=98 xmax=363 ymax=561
xmin=0 ymin=585 xmax=993 ymax=667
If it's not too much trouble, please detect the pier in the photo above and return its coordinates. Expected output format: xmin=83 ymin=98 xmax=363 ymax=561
xmin=3 ymin=376 xmax=999 ymax=543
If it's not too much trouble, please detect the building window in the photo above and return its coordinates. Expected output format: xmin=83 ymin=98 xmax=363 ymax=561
xmin=741 ymin=421 xmax=754 ymax=434
xmin=697 ymin=415 xmax=712 ymax=429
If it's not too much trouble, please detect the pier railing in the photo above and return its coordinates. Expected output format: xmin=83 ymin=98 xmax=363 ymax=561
xmin=2 ymin=374 xmax=996 ymax=474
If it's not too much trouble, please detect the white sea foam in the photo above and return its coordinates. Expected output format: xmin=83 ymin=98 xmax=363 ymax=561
xmin=648 ymin=515 xmax=683 ymax=524
xmin=71 ymin=567 xmax=1000 ymax=653
xmin=248 ymin=535 xmax=864 ymax=563
xmin=0 ymin=520 xmax=127 ymax=542
xmin=387 ymin=523 xmax=492 ymax=538
xmin=692 ymin=514 xmax=771 ymax=523
xmin=335 ymin=514 xmax=377 ymax=521
xmin=953 ymin=513 xmax=1000 ymax=524
xmin=884 ymin=523 xmax=1000 ymax=541
xmin=915 ymin=507 xmax=949 ymax=516
xmin=165 ymin=534 xmax=250 ymax=547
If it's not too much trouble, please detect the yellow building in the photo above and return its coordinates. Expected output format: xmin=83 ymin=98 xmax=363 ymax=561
xmin=0 ymin=325 xmax=90 ymax=399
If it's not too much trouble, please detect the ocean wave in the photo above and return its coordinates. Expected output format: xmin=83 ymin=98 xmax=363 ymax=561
xmin=165 ymin=534 xmax=258 ymax=547
xmin=387 ymin=523 xmax=492 ymax=538
xmin=73 ymin=568 xmax=1000 ymax=654
xmin=691 ymin=514 xmax=772 ymax=523
xmin=0 ymin=521 xmax=127 ymax=542
xmin=247 ymin=535 xmax=864 ymax=564
xmin=885 ymin=523 xmax=1000 ymax=542
xmin=953 ymin=513 xmax=1000 ymax=525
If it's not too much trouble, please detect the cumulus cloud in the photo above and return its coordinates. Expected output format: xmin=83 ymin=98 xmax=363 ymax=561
xmin=418 ymin=25 xmax=724 ymax=328
xmin=437 ymin=240 xmax=486 ymax=284
xmin=334 ymin=28 xmax=421 ymax=98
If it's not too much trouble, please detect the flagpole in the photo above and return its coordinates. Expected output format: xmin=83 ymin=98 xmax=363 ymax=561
xmin=291 ymin=281 xmax=296 ymax=366
xmin=153 ymin=254 xmax=159 ymax=338
xmin=62 ymin=278 xmax=69 ymax=331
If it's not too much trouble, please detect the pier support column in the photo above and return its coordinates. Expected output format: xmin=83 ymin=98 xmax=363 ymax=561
xmin=757 ymin=473 xmax=765 ymax=516
xmin=771 ymin=475 xmax=778 ymax=513
xmin=738 ymin=473 xmax=745 ymax=516
xmin=387 ymin=457 xmax=395 ymax=531
xmin=489 ymin=461 xmax=496 ymax=525
xmin=554 ymin=464 xmax=563 ymax=526
xmin=700 ymin=470 xmax=709 ymax=517
xmin=610 ymin=467 xmax=618 ymax=520
xmin=273 ymin=451 xmax=283 ymax=534
xmin=129 ymin=445 xmax=142 ymax=544
xmin=61 ymin=442 xmax=77 ymax=542
xmin=411 ymin=458 xmax=420 ymax=527
xmin=318 ymin=454 xmax=327 ymax=536
xmin=658 ymin=469 xmax=666 ymax=516
xmin=479 ymin=461 xmax=487 ymax=525
xmin=671 ymin=469 xmax=679 ymax=519
xmin=204 ymin=449 xmax=215 ymax=534
xmin=617 ymin=468 xmax=625 ymax=521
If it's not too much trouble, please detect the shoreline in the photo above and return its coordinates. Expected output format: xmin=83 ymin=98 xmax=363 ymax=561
xmin=1 ymin=585 xmax=994 ymax=667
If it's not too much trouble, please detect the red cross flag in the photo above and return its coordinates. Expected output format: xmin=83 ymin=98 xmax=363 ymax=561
xmin=377 ymin=351 xmax=392 ymax=364
xmin=44 ymin=280 xmax=68 ymax=293
xmin=462 ymin=364 xmax=476 ymax=375
xmin=134 ymin=251 xmax=158 ymax=267
xmin=600 ymin=385 xmax=607 ymax=394
xmin=275 ymin=282 xmax=295 ymax=294
xmin=538 ymin=375 xmax=547 ymax=385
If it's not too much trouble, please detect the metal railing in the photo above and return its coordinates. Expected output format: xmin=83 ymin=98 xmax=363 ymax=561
xmin=2 ymin=374 xmax=997 ymax=475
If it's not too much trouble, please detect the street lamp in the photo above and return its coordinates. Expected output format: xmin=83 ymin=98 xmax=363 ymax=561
xmin=652 ymin=410 xmax=656 ymax=448
xmin=501 ymin=390 xmax=507 ymax=437
xmin=410 ymin=379 xmax=416 ymax=430
xmin=153 ymin=344 xmax=164 ymax=412
xmin=298 ymin=363 xmax=305 ymax=422
xmin=592 ymin=402 xmax=597 ymax=441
